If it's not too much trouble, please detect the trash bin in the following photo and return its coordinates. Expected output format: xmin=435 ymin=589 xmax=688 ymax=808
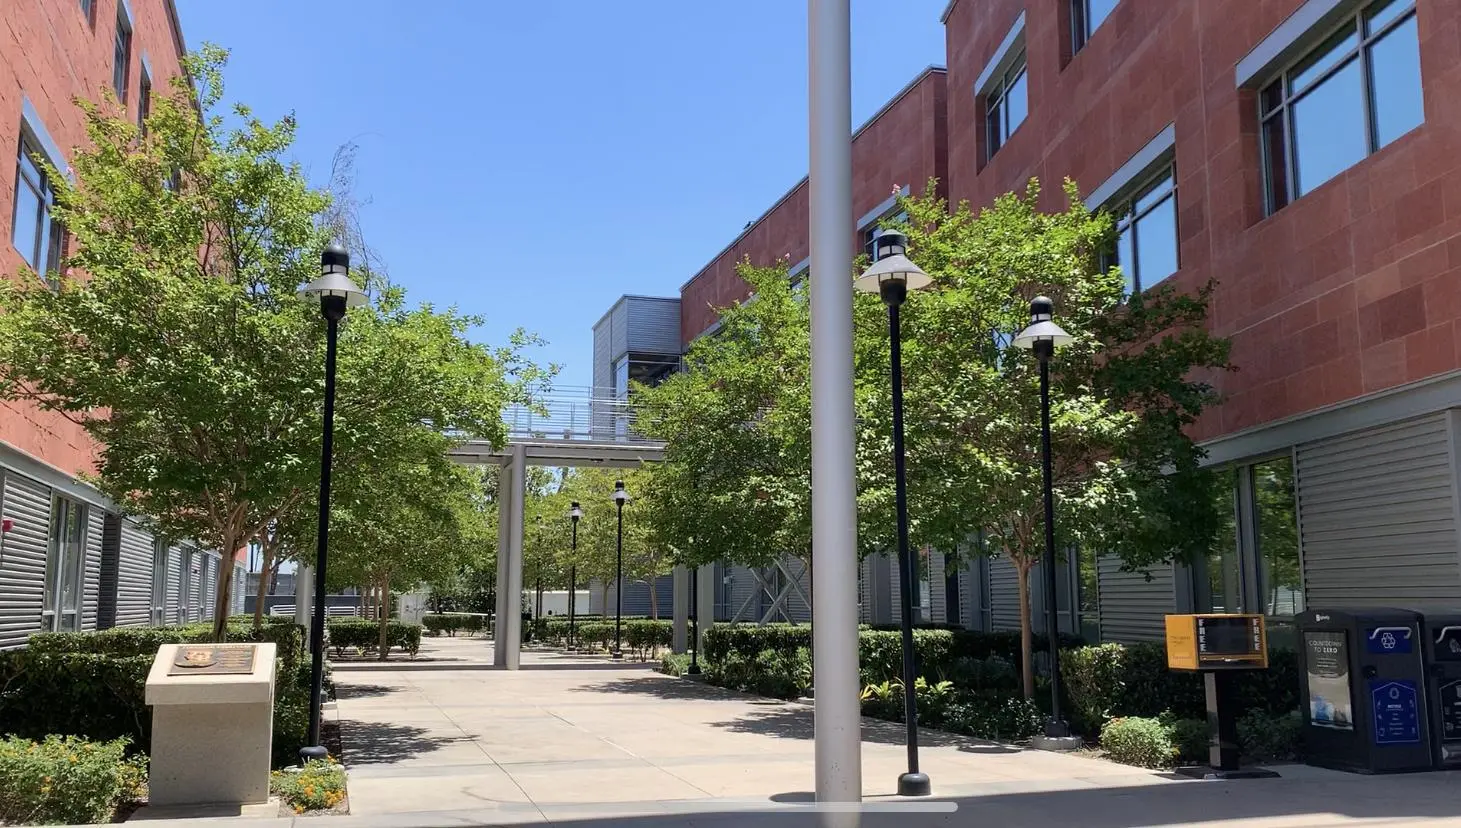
xmin=1297 ymin=608 xmax=1432 ymax=773
xmin=1415 ymin=608 xmax=1461 ymax=769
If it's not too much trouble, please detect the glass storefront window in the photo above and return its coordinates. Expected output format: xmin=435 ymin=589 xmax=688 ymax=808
xmin=1199 ymin=469 xmax=1242 ymax=613
xmin=1255 ymin=457 xmax=1302 ymax=616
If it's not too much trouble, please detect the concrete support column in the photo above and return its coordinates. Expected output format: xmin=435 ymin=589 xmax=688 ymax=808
xmin=493 ymin=461 xmax=513 ymax=666
xmin=502 ymin=443 xmax=528 ymax=670
xmin=672 ymin=565 xmax=689 ymax=653
xmin=695 ymin=563 xmax=716 ymax=651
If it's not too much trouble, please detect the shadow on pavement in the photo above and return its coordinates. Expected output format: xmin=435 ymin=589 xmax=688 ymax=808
xmin=707 ymin=704 xmax=1014 ymax=750
xmin=338 ymin=720 xmax=475 ymax=765
xmin=333 ymin=683 xmax=399 ymax=699
xmin=471 ymin=773 xmax=1461 ymax=827
xmin=570 ymin=674 xmax=763 ymax=701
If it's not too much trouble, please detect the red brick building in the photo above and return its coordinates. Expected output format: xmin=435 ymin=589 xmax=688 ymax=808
xmin=944 ymin=0 xmax=1458 ymax=639
xmin=0 ymin=0 xmax=235 ymax=646
xmin=630 ymin=0 xmax=1461 ymax=641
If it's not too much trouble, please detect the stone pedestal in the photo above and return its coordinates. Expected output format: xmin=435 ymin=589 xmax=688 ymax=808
xmin=145 ymin=643 xmax=277 ymax=807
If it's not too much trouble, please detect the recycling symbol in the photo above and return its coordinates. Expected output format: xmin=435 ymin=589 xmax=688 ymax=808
xmin=1381 ymin=632 xmax=1397 ymax=650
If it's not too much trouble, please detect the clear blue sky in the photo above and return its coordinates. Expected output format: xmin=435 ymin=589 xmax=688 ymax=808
xmin=174 ymin=1 xmax=948 ymax=389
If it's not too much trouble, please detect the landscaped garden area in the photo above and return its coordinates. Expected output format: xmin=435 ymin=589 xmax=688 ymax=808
xmin=0 ymin=617 xmax=336 ymax=824
xmin=656 ymin=623 xmax=1302 ymax=769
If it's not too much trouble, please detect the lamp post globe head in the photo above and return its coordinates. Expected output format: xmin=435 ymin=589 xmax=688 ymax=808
xmin=570 ymin=502 xmax=582 ymax=522
xmin=1012 ymin=295 xmax=1074 ymax=359
xmin=300 ymin=242 xmax=367 ymax=320
xmin=612 ymin=480 xmax=628 ymax=505
xmin=854 ymin=234 xmax=931 ymax=307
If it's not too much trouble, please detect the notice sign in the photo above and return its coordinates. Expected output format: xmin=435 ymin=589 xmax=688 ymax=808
xmin=1441 ymin=680 xmax=1461 ymax=743
xmin=1371 ymin=680 xmax=1421 ymax=745
xmin=168 ymin=644 xmax=257 ymax=676
xmin=1305 ymin=631 xmax=1354 ymax=730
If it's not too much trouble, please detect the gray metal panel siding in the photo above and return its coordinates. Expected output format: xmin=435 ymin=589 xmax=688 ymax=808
xmin=727 ymin=565 xmax=759 ymax=622
xmin=609 ymin=301 xmax=629 ymax=365
xmin=614 ymin=575 xmax=675 ymax=618
xmin=957 ymin=566 xmax=974 ymax=628
xmin=859 ymin=556 xmax=872 ymax=623
xmin=592 ymin=312 xmax=613 ymax=392
xmin=98 ymin=515 xmax=121 ymax=629
xmin=165 ymin=546 xmax=183 ymax=624
xmin=115 ymin=521 xmax=153 ymax=627
xmin=201 ymin=552 xmax=220 ymax=622
xmin=1296 ymin=414 xmax=1461 ymax=605
xmin=82 ymin=508 xmax=104 ymax=630
xmin=989 ymin=555 xmax=1021 ymax=631
xmin=782 ymin=556 xmax=811 ymax=623
xmin=624 ymin=297 xmax=683 ymax=357
xmin=0 ymin=473 xmax=50 ymax=649
xmin=928 ymin=551 xmax=947 ymax=624
xmin=1096 ymin=555 xmax=1174 ymax=643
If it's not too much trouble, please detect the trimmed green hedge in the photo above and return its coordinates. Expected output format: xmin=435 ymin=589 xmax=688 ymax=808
xmin=326 ymin=619 xmax=422 ymax=657
xmin=422 ymin=614 xmax=487 ymax=637
xmin=1 ymin=621 xmax=316 ymax=767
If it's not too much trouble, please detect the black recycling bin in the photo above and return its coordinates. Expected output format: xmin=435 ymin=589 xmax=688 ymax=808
xmin=1416 ymin=609 xmax=1461 ymax=769
xmin=1297 ymin=608 xmax=1433 ymax=774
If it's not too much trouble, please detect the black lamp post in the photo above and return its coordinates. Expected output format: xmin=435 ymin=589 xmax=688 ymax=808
xmin=298 ymin=243 xmax=366 ymax=763
xmin=569 ymin=502 xmax=582 ymax=650
xmin=855 ymin=230 xmax=933 ymax=798
xmin=612 ymin=480 xmax=628 ymax=659
xmin=1013 ymin=295 xmax=1074 ymax=741
xmin=688 ymin=564 xmax=702 ymax=675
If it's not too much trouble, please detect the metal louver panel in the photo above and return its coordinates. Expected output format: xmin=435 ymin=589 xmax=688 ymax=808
xmin=958 ymin=567 xmax=974 ymax=629
xmin=727 ymin=565 xmax=759 ymax=622
xmin=165 ymin=545 xmax=184 ymax=624
xmin=989 ymin=554 xmax=1021 ymax=631
xmin=201 ymin=552 xmax=219 ymax=622
xmin=0 ymin=473 xmax=51 ymax=649
xmin=928 ymin=551 xmax=947 ymax=624
xmin=782 ymin=556 xmax=811 ymax=623
xmin=187 ymin=549 xmax=203 ymax=622
xmin=1296 ymin=414 xmax=1461 ymax=605
xmin=114 ymin=521 xmax=153 ymax=627
xmin=98 ymin=514 xmax=122 ymax=629
xmin=82 ymin=508 xmax=103 ymax=630
xmin=1096 ymin=555 xmax=1174 ymax=643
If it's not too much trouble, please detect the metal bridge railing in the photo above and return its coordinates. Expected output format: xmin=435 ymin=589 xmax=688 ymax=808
xmin=502 ymin=386 xmax=659 ymax=444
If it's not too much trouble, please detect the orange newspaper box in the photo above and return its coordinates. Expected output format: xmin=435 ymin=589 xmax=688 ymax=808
xmin=1166 ymin=613 xmax=1268 ymax=671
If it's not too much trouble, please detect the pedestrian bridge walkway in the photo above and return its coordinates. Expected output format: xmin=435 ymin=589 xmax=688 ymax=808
xmin=322 ymin=637 xmax=1461 ymax=828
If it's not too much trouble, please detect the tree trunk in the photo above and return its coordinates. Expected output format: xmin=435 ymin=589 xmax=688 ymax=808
xmin=211 ymin=527 xmax=241 ymax=642
xmin=377 ymin=576 xmax=391 ymax=661
xmin=252 ymin=541 xmax=275 ymax=630
xmin=648 ymin=579 xmax=659 ymax=620
xmin=1016 ymin=557 xmax=1034 ymax=699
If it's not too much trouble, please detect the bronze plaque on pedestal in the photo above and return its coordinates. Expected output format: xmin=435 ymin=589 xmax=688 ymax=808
xmin=168 ymin=644 xmax=257 ymax=676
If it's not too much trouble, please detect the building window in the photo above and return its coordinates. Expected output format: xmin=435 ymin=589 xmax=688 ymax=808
xmin=1198 ymin=468 xmax=1243 ymax=613
xmin=1103 ymin=165 xmax=1178 ymax=294
xmin=113 ymin=10 xmax=132 ymax=104
xmin=1072 ymin=0 xmax=1118 ymax=53
xmin=1254 ymin=457 xmax=1301 ymax=617
xmin=43 ymin=498 xmax=87 ymax=632
xmin=80 ymin=0 xmax=96 ymax=27
xmin=12 ymin=134 xmax=65 ymax=284
xmin=1260 ymin=0 xmax=1422 ymax=213
xmin=138 ymin=68 xmax=152 ymax=134
xmin=985 ymin=51 xmax=1027 ymax=159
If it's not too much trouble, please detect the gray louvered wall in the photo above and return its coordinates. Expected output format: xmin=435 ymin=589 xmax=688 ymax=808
xmin=781 ymin=556 xmax=811 ymax=623
xmin=82 ymin=507 xmax=103 ymax=630
xmin=958 ymin=567 xmax=975 ymax=629
xmin=97 ymin=514 xmax=121 ymax=629
xmin=187 ymin=548 xmax=203 ymax=622
xmin=1296 ymin=413 xmax=1461 ymax=605
xmin=1096 ymin=555 xmax=1174 ymax=643
xmin=166 ymin=545 xmax=185 ymax=624
xmin=727 ymin=565 xmax=759 ymax=621
xmin=989 ymin=555 xmax=1021 ymax=631
xmin=115 ymin=521 xmax=154 ymax=627
xmin=624 ymin=297 xmax=683 ymax=356
xmin=0 ymin=473 xmax=50 ymax=649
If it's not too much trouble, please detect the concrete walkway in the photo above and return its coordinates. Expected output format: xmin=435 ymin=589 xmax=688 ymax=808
xmin=312 ymin=637 xmax=1461 ymax=828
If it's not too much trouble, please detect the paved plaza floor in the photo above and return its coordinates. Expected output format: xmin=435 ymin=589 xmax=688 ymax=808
xmin=264 ymin=636 xmax=1461 ymax=828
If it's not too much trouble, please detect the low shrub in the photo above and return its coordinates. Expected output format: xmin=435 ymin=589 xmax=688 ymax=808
xmin=0 ymin=735 xmax=146 ymax=826
xmin=326 ymin=620 xmax=422 ymax=658
xmin=1101 ymin=716 xmax=1176 ymax=769
xmin=658 ymin=652 xmax=691 ymax=677
xmin=271 ymin=759 xmax=346 ymax=814
xmin=623 ymin=620 xmax=674 ymax=659
xmin=422 ymin=613 xmax=486 ymax=637
xmin=709 ymin=646 xmax=811 ymax=699
xmin=1165 ymin=716 xmax=1210 ymax=764
xmin=1061 ymin=643 xmax=1127 ymax=734
xmin=1238 ymin=709 xmax=1303 ymax=762
xmin=944 ymin=693 xmax=1046 ymax=741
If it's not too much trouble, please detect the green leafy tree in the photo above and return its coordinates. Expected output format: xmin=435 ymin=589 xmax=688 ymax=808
xmin=870 ymin=180 xmax=1232 ymax=695
xmin=557 ymin=468 xmax=670 ymax=618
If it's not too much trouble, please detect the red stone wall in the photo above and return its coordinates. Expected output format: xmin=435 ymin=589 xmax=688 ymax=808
xmin=679 ymin=68 xmax=949 ymax=345
xmin=0 ymin=0 xmax=185 ymax=477
xmin=944 ymin=0 xmax=1461 ymax=442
